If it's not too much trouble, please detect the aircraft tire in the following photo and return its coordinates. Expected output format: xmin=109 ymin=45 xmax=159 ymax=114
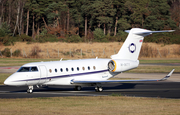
xmin=95 ymin=87 xmax=103 ymax=92
xmin=98 ymin=87 xmax=103 ymax=92
xmin=75 ymin=86 xmax=81 ymax=91
xmin=27 ymin=89 xmax=33 ymax=94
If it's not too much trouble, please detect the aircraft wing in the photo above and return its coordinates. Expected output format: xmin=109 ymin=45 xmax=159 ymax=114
xmin=71 ymin=69 xmax=174 ymax=85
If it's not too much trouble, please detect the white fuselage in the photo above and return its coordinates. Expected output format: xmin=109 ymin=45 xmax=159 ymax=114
xmin=4 ymin=59 xmax=139 ymax=86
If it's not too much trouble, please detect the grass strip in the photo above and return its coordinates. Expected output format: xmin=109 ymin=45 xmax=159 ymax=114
xmin=127 ymin=66 xmax=180 ymax=73
xmin=0 ymin=96 xmax=180 ymax=115
xmin=0 ymin=58 xmax=59 ymax=66
xmin=139 ymin=58 xmax=180 ymax=64
xmin=0 ymin=73 xmax=11 ymax=84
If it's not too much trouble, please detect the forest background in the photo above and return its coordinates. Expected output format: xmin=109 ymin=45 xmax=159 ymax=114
xmin=0 ymin=0 xmax=180 ymax=46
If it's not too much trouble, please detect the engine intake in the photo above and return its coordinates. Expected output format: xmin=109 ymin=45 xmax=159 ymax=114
xmin=108 ymin=59 xmax=139 ymax=72
xmin=108 ymin=60 xmax=117 ymax=72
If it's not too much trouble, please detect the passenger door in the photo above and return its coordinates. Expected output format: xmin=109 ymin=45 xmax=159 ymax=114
xmin=39 ymin=65 xmax=47 ymax=84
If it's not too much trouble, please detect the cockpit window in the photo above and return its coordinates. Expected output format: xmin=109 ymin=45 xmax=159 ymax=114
xmin=31 ymin=67 xmax=38 ymax=71
xmin=17 ymin=67 xmax=38 ymax=72
xmin=18 ymin=67 xmax=30 ymax=72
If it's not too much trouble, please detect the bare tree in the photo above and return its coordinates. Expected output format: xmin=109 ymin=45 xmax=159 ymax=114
xmin=13 ymin=0 xmax=20 ymax=36
xmin=19 ymin=0 xmax=25 ymax=35
xmin=8 ymin=0 xmax=12 ymax=26
xmin=26 ymin=9 xmax=29 ymax=35
xmin=85 ymin=16 xmax=87 ymax=40
xmin=32 ymin=15 xmax=35 ymax=39
xmin=114 ymin=16 xmax=118 ymax=36
xmin=0 ymin=0 xmax=5 ymax=27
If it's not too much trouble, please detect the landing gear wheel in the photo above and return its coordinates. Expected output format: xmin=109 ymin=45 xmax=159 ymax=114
xmin=27 ymin=86 xmax=33 ymax=94
xmin=74 ymin=86 xmax=81 ymax=91
xmin=95 ymin=86 xmax=103 ymax=92
xmin=27 ymin=89 xmax=33 ymax=93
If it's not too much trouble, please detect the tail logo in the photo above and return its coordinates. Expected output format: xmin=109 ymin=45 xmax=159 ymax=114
xmin=129 ymin=43 xmax=136 ymax=53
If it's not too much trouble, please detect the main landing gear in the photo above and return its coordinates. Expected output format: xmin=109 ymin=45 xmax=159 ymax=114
xmin=74 ymin=86 xmax=82 ymax=91
xmin=27 ymin=86 xmax=33 ymax=93
xmin=95 ymin=86 xmax=103 ymax=92
xmin=74 ymin=86 xmax=103 ymax=92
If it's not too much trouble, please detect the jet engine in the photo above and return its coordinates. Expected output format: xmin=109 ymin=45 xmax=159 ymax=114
xmin=108 ymin=59 xmax=139 ymax=72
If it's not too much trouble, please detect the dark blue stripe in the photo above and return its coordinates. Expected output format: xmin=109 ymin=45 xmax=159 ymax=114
xmin=15 ymin=69 xmax=109 ymax=82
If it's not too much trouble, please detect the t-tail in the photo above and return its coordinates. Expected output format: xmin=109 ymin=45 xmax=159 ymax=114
xmin=111 ymin=28 xmax=174 ymax=60
xmin=108 ymin=28 xmax=174 ymax=73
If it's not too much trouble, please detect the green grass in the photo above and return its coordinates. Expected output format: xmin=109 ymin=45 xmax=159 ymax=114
xmin=127 ymin=66 xmax=180 ymax=73
xmin=0 ymin=58 xmax=59 ymax=66
xmin=0 ymin=96 xmax=180 ymax=115
xmin=0 ymin=73 xmax=11 ymax=84
xmin=139 ymin=58 xmax=180 ymax=64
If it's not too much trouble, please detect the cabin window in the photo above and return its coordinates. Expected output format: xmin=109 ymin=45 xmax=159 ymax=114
xmin=71 ymin=68 xmax=74 ymax=71
xmin=77 ymin=67 xmax=79 ymax=71
xmin=49 ymin=69 xmax=52 ymax=73
xmin=60 ymin=68 xmax=63 ymax=72
xmin=66 ymin=68 xmax=68 ymax=72
xmin=82 ymin=67 xmax=85 ymax=70
xmin=55 ymin=69 xmax=57 ymax=72
xmin=93 ymin=66 xmax=96 ymax=70
xmin=88 ymin=66 xmax=90 ymax=70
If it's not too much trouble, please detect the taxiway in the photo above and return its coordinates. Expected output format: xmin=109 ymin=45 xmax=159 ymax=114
xmin=0 ymin=82 xmax=180 ymax=99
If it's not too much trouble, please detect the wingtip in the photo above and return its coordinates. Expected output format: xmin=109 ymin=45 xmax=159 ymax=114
xmin=167 ymin=69 xmax=175 ymax=76
xmin=160 ymin=69 xmax=175 ymax=81
xmin=168 ymin=30 xmax=175 ymax=32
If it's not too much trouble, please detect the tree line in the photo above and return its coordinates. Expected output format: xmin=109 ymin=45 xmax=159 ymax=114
xmin=0 ymin=0 xmax=179 ymax=45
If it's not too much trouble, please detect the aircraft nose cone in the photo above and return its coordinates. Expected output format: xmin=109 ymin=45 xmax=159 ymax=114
xmin=4 ymin=77 xmax=15 ymax=86
xmin=4 ymin=79 xmax=11 ymax=85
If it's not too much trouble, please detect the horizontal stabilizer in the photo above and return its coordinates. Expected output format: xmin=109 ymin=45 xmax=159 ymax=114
xmin=125 ymin=29 xmax=175 ymax=35
xmin=71 ymin=69 xmax=174 ymax=84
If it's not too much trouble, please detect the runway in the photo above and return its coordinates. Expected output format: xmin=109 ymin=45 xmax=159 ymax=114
xmin=0 ymin=82 xmax=180 ymax=99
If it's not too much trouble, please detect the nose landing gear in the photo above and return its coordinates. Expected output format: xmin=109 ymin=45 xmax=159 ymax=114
xmin=27 ymin=86 xmax=33 ymax=93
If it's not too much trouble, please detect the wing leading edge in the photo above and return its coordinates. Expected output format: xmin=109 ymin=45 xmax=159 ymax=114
xmin=71 ymin=69 xmax=175 ymax=85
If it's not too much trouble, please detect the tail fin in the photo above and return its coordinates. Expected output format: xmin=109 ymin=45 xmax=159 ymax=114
xmin=111 ymin=28 xmax=174 ymax=61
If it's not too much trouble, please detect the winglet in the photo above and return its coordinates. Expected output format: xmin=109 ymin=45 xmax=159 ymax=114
xmin=159 ymin=69 xmax=175 ymax=81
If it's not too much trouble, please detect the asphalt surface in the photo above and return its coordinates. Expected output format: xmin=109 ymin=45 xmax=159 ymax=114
xmin=0 ymin=82 xmax=180 ymax=99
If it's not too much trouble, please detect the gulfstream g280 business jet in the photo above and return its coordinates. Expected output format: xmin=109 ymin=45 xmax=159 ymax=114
xmin=4 ymin=28 xmax=175 ymax=93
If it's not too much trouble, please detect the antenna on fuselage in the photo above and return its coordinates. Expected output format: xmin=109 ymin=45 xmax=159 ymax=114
xmin=60 ymin=58 xmax=63 ymax=61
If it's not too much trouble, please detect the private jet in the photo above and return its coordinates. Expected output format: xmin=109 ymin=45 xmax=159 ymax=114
xmin=4 ymin=28 xmax=175 ymax=93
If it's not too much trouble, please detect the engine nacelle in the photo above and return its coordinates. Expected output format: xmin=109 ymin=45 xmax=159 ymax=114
xmin=108 ymin=59 xmax=139 ymax=72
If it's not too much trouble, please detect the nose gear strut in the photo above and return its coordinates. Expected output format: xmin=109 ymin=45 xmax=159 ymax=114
xmin=27 ymin=86 xmax=33 ymax=93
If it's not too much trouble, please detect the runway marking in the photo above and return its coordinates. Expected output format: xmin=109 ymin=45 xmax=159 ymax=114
xmin=0 ymin=67 xmax=19 ymax=69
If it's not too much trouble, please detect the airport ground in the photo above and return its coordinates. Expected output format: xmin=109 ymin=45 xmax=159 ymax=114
xmin=0 ymin=58 xmax=180 ymax=114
